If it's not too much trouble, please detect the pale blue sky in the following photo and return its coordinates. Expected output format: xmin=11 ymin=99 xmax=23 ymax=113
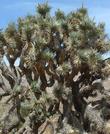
xmin=0 ymin=0 xmax=110 ymax=36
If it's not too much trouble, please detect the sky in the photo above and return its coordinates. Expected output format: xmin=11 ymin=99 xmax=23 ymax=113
xmin=1 ymin=0 xmax=110 ymax=65
xmin=0 ymin=0 xmax=110 ymax=35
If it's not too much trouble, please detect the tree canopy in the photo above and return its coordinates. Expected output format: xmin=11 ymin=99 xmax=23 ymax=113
xmin=0 ymin=2 xmax=110 ymax=134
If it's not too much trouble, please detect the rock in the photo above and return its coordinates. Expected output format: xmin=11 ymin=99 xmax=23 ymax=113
xmin=41 ymin=123 xmax=54 ymax=134
xmin=105 ymin=121 xmax=110 ymax=134
xmin=68 ymin=129 xmax=80 ymax=134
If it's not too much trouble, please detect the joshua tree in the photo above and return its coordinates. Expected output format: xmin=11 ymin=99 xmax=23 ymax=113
xmin=0 ymin=3 xmax=110 ymax=134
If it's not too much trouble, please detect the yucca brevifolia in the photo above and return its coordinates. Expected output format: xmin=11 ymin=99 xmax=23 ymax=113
xmin=0 ymin=2 xmax=110 ymax=134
